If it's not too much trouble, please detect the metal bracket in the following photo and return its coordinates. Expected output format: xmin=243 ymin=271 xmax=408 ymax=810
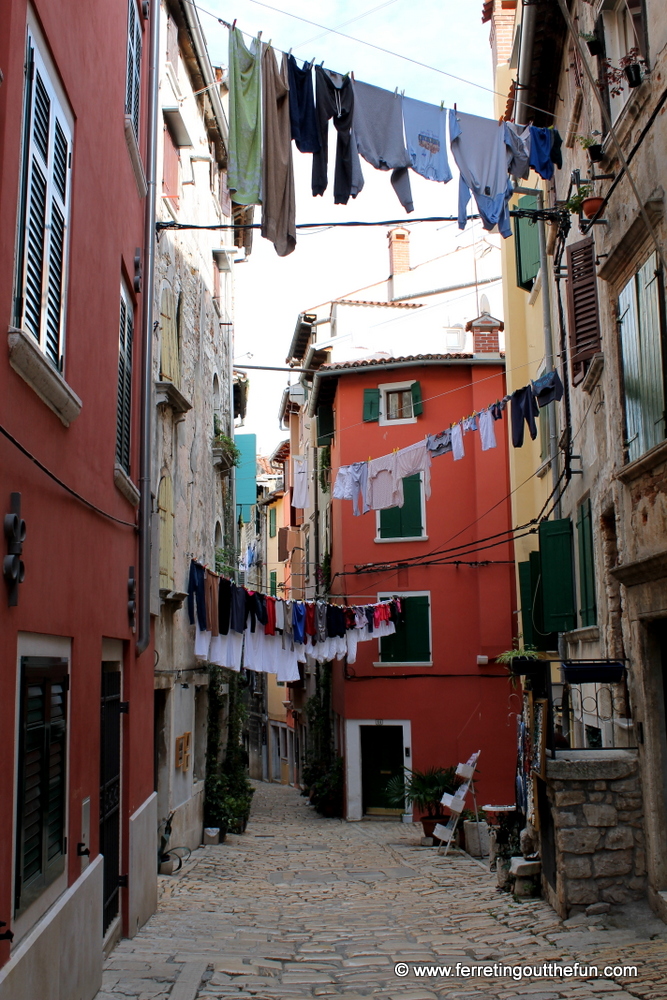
xmin=77 ymin=843 xmax=90 ymax=857
xmin=120 ymin=701 xmax=130 ymax=714
xmin=118 ymin=874 xmax=129 ymax=888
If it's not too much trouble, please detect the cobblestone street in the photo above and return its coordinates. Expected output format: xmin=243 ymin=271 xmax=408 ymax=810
xmin=97 ymin=782 xmax=667 ymax=1000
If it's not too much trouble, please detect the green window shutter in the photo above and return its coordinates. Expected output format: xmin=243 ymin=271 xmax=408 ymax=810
xmin=379 ymin=475 xmax=423 ymax=538
xmin=363 ymin=388 xmax=380 ymax=422
xmin=514 ymin=194 xmax=541 ymax=292
xmin=410 ymin=380 xmax=423 ymax=416
xmin=269 ymin=507 xmax=276 ymax=538
xmin=316 ymin=404 xmax=334 ymax=445
xmin=518 ymin=560 xmax=535 ymax=648
xmin=380 ymin=595 xmax=430 ymax=663
xmin=116 ymin=285 xmax=134 ymax=474
xmin=539 ymin=518 xmax=576 ymax=633
xmin=270 ymin=571 xmax=277 ymax=597
xmin=577 ymin=498 xmax=597 ymax=627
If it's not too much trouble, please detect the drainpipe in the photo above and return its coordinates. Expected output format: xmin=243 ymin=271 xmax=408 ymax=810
xmin=513 ymin=185 xmax=561 ymax=518
xmin=515 ymin=0 xmax=537 ymax=126
xmin=136 ymin=1 xmax=160 ymax=655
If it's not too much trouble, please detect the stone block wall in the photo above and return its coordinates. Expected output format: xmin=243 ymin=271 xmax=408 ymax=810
xmin=543 ymin=751 xmax=645 ymax=917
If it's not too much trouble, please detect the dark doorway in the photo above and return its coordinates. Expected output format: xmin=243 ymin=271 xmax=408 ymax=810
xmin=360 ymin=724 xmax=404 ymax=815
xmin=100 ymin=667 xmax=121 ymax=935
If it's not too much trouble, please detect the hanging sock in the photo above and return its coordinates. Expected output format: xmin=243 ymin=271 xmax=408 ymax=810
xmin=228 ymin=28 xmax=262 ymax=205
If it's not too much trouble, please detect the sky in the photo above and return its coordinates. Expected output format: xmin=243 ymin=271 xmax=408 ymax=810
xmin=197 ymin=0 xmax=498 ymax=455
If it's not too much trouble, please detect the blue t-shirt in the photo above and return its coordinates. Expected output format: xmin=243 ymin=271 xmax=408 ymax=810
xmin=402 ymin=96 xmax=452 ymax=183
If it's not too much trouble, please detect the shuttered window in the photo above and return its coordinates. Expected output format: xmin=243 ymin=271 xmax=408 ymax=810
xmin=379 ymin=594 xmax=431 ymax=664
xmin=126 ymin=0 xmax=142 ymax=140
xmin=14 ymin=34 xmax=72 ymax=369
xmin=316 ymin=404 xmax=334 ymax=445
xmin=15 ymin=657 xmax=68 ymax=915
xmin=577 ymin=498 xmax=597 ymax=627
xmin=518 ymin=553 xmax=558 ymax=651
xmin=270 ymin=571 xmax=277 ymax=597
xmin=158 ymin=473 xmax=174 ymax=589
xmin=410 ymin=380 xmax=423 ymax=416
xmin=363 ymin=388 xmax=380 ymax=422
xmin=116 ymin=283 xmax=134 ymax=474
xmin=539 ymin=518 xmax=576 ymax=634
xmin=514 ymin=194 xmax=541 ymax=291
xmin=162 ymin=125 xmax=180 ymax=209
xmin=278 ymin=526 xmax=289 ymax=562
xmin=379 ymin=475 xmax=423 ymax=538
xmin=269 ymin=506 xmax=277 ymax=537
xmin=566 ymin=237 xmax=602 ymax=385
xmin=159 ymin=287 xmax=180 ymax=387
xmin=619 ymin=252 xmax=666 ymax=463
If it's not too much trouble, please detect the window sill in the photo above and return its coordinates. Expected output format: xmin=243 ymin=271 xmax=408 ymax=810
xmin=581 ymin=353 xmax=604 ymax=395
xmin=124 ymin=115 xmax=147 ymax=198
xmin=114 ymin=463 xmax=140 ymax=506
xmin=615 ymin=438 xmax=667 ymax=483
xmin=8 ymin=327 xmax=82 ymax=426
xmin=374 ymin=662 xmax=433 ymax=668
xmin=378 ymin=417 xmax=417 ymax=427
xmin=563 ymin=625 xmax=600 ymax=643
xmin=374 ymin=535 xmax=429 ymax=543
xmin=536 ymin=459 xmax=551 ymax=479
xmin=155 ymin=379 xmax=191 ymax=414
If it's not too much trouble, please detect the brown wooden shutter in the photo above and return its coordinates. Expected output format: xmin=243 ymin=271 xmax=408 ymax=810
xmin=566 ymin=237 xmax=602 ymax=385
xmin=278 ymin=526 xmax=289 ymax=562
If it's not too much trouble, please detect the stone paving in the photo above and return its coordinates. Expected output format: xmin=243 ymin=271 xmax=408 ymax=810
xmin=97 ymin=782 xmax=667 ymax=1000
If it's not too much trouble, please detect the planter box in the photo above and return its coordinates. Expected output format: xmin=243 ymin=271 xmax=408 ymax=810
xmin=562 ymin=663 xmax=625 ymax=684
xmin=464 ymin=820 xmax=490 ymax=858
xmin=441 ymin=792 xmax=465 ymax=813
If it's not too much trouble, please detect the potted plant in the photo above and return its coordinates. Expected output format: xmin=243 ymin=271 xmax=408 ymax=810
xmin=496 ymin=639 xmax=542 ymax=684
xmin=212 ymin=432 xmax=241 ymax=470
xmin=385 ymin=766 xmax=458 ymax=839
xmin=565 ymin=184 xmax=592 ymax=215
xmin=579 ymin=31 xmax=603 ymax=57
xmin=601 ymin=49 xmax=646 ymax=96
xmin=578 ymin=134 xmax=604 ymax=163
xmin=582 ymin=194 xmax=605 ymax=218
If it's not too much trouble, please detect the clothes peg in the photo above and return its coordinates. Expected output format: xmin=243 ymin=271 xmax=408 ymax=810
xmin=394 ymin=87 xmax=399 ymax=97
xmin=440 ymin=100 xmax=445 ymax=110
xmin=351 ymin=70 xmax=355 ymax=80
xmin=319 ymin=60 xmax=324 ymax=68
xmin=401 ymin=89 xmax=405 ymax=98
xmin=258 ymin=31 xmax=262 ymax=41
xmin=288 ymin=47 xmax=292 ymax=56
xmin=232 ymin=18 xmax=237 ymax=29
xmin=267 ymin=38 xmax=272 ymax=48
xmin=453 ymin=102 xmax=457 ymax=111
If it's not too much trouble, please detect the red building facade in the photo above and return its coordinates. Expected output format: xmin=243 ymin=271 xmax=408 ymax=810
xmin=312 ymin=348 xmax=518 ymax=819
xmin=0 ymin=1 xmax=157 ymax=996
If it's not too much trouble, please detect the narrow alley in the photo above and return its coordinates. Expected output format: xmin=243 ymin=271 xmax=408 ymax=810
xmin=97 ymin=783 xmax=667 ymax=1000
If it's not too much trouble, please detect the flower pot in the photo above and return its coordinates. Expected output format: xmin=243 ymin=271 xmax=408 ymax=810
xmin=624 ymin=63 xmax=642 ymax=88
xmin=421 ymin=815 xmax=448 ymax=840
xmin=582 ymin=196 xmax=605 ymax=219
xmin=585 ymin=38 xmax=603 ymax=57
xmin=562 ymin=663 xmax=625 ymax=684
xmin=587 ymin=144 xmax=604 ymax=163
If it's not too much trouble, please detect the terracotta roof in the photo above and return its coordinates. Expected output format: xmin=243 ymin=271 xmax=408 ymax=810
xmin=334 ymin=298 xmax=423 ymax=309
xmin=482 ymin=0 xmax=493 ymax=23
xmin=321 ymin=353 xmax=474 ymax=372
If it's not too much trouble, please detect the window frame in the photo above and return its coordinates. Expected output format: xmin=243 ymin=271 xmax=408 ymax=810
xmin=14 ymin=26 xmax=73 ymax=371
xmin=600 ymin=0 xmax=648 ymax=124
xmin=375 ymin=591 xmax=432 ymax=667
xmin=125 ymin=0 xmax=142 ymax=141
xmin=576 ymin=497 xmax=597 ymax=628
xmin=375 ymin=473 xmax=428 ymax=542
xmin=116 ymin=280 xmax=135 ymax=475
xmin=378 ymin=380 xmax=419 ymax=427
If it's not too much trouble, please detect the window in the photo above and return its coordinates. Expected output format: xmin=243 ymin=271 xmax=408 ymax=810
xmin=566 ymin=238 xmax=602 ymax=385
xmin=126 ymin=0 xmax=142 ymax=140
xmin=363 ymin=381 xmax=423 ymax=424
xmin=116 ymin=282 xmax=134 ymax=474
xmin=378 ymin=474 xmax=425 ymax=540
xmin=517 ymin=551 xmax=557 ymax=651
xmin=514 ymin=195 xmax=540 ymax=291
xmin=538 ymin=518 xmax=576 ymax=634
xmin=14 ymin=31 xmax=73 ymax=369
xmin=378 ymin=593 xmax=431 ymax=665
xmin=15 ymin=657 xmax=68 ymax=915
xmin=577 ymin=498 xmax=597 ymax=627
xmin=600 ymin=0 xmax=647 ymax=122
xmin=269 ymin=506 xmax=277 ymax=537
xmin=316 ymin=404 xmax=334 ymax=445
xmin=270 ymin=571 xmax=277 ymax=597
xmin=159 ymin=287 xmax=180 ymax=386
xmin=162 ymin=125 xmax=180 ymax=209
xmin=619 ymin=252 xmax=665 ymax=463
xmin=158 ymin=473 xmax=174 ymax=589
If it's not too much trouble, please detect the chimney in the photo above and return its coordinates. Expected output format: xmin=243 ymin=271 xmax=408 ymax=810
xmin=485 ymin=0 xmax=516 ymax=70
xmin=388 ymin=227 xmax=410 ymax=276
xmin=466 ymin=310 xmax=504 ymax=354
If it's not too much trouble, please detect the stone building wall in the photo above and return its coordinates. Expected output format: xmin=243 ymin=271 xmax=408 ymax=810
xmin=544 ymin=751 xmax=646 ymax=917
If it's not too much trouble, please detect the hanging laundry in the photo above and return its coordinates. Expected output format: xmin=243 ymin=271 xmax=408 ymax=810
xmin=395 ymin=440 xmax=432 ymax=500
xmin=366 ymin=452 xmax=402 ymax=510
xmin=261 ymin=46 xmax=296 ymax=257
xmin=187 ymin=560 xmax=207 ymax=632
xmin=451 ymin=422 xmax=465 ymax=460
xmin=229 ymin=580 xmax=247 ymax=633
xmin=491 ymin=398 xmax=508 ymax=420
xmin=292 ymin=601 xmax=306 ymax=644
xmin=218 ymin=576 xmax=232 ymax=635
xmin=504 ymin=121 xmax=531 ymax=181
xmin=462 ymin=415 xmax=478 ymax=434
xmin=426 ymin=428 xmax=453 ymax=457
xmin=265 ymin=595 xmax=277 ymax=635
xmin=287 ymin=55 xmax=320 ymax=153
xmin=333 ymin=461 xmax=370 ymax=515
xmin=449 ymin=109 xmax=512 ymax=238
xmin=292 ymin=454 xmax=310 ymax=508
xmin=312 ymin=67 xmax=364 ymax=205
xmin=228 ymin=28 xmax=262 ymax=205
xmin=402 ymin=96 xmax=452 ymax=183
xmin=550 ymin=129 xmax=563 ymax=169
xmin=511 ymin=385 xmax=540 ymax=447
xmin=478 ymin=408 xmax=497 ymax=451
xmin=351 ymin=80 xmax=413 ymax=212
xmin=205 ymin=570 xmax=219 ymax=637
xmin=194 ymin=619 xmax=211 ymax=660
xmin=528 ymin=126 xmax=554 ymax=181
xmin=532 ymin=369 xmax=564 ymax=407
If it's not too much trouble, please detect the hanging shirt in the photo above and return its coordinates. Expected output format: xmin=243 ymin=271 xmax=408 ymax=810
xmin=426 ymin=429 xmax=453 ymax=457
xmin=504 ymin=122 xmax=531 ymax=181
xmin=532 ymin=370 xmax=564 ymax=407
xmin=218 ymin=577 xmax=232 ymax=635
xmin=292 ymin=455 xmax=310 ymax=509
xmin=315 ymin=602 xmax=328 ymax=642
xmin=275 ymin=599 xmax=285 ymax=632
xmin=292 ymin=601 xmax=306 ymax=644
xmin=351 ymin=80 xmax=413 ymax=212
xmin=511 ymin=386 xmax=540 ymax=448
xmin=366 ymin=452 xmax=403 ymax=510
xmin=305 ymin=602 xmax=317 ymax=636
xmin=229 ymin=582 xmax=247 ymax=633
xmin=451 ymin=423 xmax=465 ymax=461
xmin=194 ymin=620 xmax=211 ymax=660
xmin=462 ymin=415 xmax=478 ymax=434
xmin=287 ymin=56 xmax=320 ymax=153
xmin=449 ymin=109 xmax=512 ymax=238
xmin=187 ymin=561 xmax=207 ymax=631
xmin=550 ymin=129 xmax=563 ymax=169
xmin=228 ymin=28 xmax=262 ymax=206
xmin=529 ymin=126 xmax=554 ymax=181
xmin=478 ymin=408 xmax=497 ymax=451
xmin=265 ymin=595 xmax=277 ymax=635
xmin=205 ymin=570 xmax=219 ymax=636
xmin=402 ymin=96 xmax=452 ymax=183
xmin=261 ymin=46 xmax=296 ymax=257
xmin=395 ymin=440 xmax=432 ymax=501
xmin=312 ymin=67 xmax=364 ymax=205
xmin=333 ymin=461 xmax=370 ymax=515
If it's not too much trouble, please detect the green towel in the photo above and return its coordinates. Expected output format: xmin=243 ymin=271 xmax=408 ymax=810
xmin=228 ymin=28 xmax=262 ymax=205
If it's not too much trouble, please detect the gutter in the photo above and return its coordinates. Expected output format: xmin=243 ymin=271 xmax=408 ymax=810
xmin=181 ymin=0 xmax=228 ymax=148
xmin=307 ymin=356 xmax=506 ymax=417
xmin=390 ymin=275 xmax=502 ymax=303
xmin=515 ymin=0 xmax=537 ymax=125
xmin=137 ymin=0 xmax=160 ymax=655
